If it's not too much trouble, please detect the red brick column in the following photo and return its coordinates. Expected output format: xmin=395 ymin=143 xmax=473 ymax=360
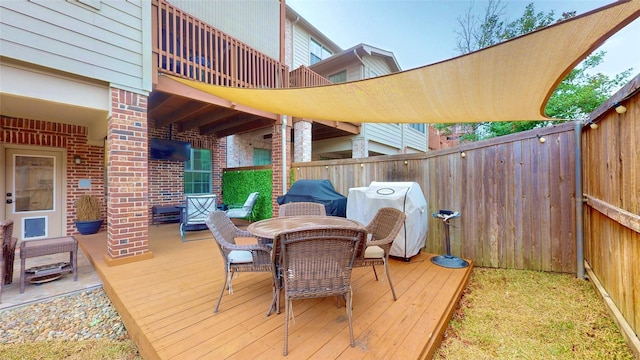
xmin=105 ymin=88 xmax=153 ymax=265
xmin=271 ymin=115 xmax=291 ymax=214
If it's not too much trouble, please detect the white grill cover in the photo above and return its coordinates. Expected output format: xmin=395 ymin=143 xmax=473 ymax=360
xmin=346 ymin=182 xmax=428 ymax=260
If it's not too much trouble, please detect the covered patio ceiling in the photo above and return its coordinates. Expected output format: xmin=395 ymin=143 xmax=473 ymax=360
xmin=150 ymin=76 xmax=279 ymax=138
xmin=168 ymin=0 xmax=640 ymax=124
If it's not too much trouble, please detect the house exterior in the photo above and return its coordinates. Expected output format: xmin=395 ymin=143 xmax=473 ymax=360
xmin=284 ymin=6 xmax=428 ymax=160
xmin=1 ymin=0 xmax=289 ymax=263
xmin=225 ymin=4 xmax=347 ymax=167
xmin=308 ymin=43 xmax=429 ymax=159
xmin=1 ymin=0 xmax=154 ymax=263
xmin=227 ymin=5 xmax=432 ymax=164
xmin=0 ymin=0 xmax=429 ymax=263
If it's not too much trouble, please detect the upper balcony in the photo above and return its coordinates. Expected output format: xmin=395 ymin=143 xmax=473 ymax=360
xmin=150 ymin=0 xmax=288 ymax=137
xmin=149 ymin=0 xmax=358 ymax=139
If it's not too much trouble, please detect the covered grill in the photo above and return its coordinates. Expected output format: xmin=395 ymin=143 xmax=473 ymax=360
xmin=346 ymin=182 xmax=428 ymax=260
xmin=277 ymin=179 xmax=347 ymax=217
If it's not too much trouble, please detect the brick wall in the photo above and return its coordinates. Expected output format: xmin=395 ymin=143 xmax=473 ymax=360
xmin=148 ymin=124 xmax=223 ymax=209
xmin=226 ymin=133 xmax=272 ymax=168
xmin=293 ymin=120 xmax=311 ymax=162
xmin=106 ymin=88 xmax=149 ymax=259
xmin=1 ymin=115 xmax=106 ymax=235
xmin=271 ymin=117 xmax=291 ymax=213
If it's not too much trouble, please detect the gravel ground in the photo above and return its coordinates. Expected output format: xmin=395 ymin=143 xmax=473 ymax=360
xmin=0 ymin=288 xmax=129 ymax=343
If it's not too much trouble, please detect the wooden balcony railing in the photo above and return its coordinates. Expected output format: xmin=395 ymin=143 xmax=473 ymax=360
xmin=289 ymin=65 xmax=332 ymax=88
xmin=152 ymin=0 xmax=289 ymax=89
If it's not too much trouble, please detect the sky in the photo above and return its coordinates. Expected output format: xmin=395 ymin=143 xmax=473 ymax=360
xmin=286 ymin=0 xmax=640 ymax=81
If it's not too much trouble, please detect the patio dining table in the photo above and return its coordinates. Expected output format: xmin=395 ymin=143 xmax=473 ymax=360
xmin=247 ymin=215 xmax=365 ymax=315
xmin=247 ymin=215 xmax=363 ymax=240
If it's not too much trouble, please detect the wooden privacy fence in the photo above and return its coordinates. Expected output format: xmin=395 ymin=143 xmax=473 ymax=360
xmin=292 ymin=121 xmax=577 ymax=273
xmin=581 ymin=77 xmax=639 ymax=346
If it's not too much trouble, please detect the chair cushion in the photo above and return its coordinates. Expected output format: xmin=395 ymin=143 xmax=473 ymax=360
xmin=364 ymin=245 xmax=384 ymax=259
xmin=228 ymin=250 xmax=253 ymax=263
xmin=226 ymin=209 xmax=248 ymax=218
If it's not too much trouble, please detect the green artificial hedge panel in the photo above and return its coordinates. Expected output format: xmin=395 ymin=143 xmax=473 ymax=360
xmin=222 ymin=169 xmax=272 ymax=220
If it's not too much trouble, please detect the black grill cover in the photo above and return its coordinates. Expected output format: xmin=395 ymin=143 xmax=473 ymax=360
xmin=277 ymin=179 xmax=347 ymax=217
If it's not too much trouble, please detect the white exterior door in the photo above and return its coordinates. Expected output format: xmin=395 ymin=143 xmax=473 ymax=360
xmin=4 ymin=147 xmax=65 ymax=240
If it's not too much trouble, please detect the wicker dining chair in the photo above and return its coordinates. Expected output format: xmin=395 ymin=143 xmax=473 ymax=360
xmin=205 ymin=210 xmax=273 ymax=313
xmin=353 ymin=207 xmax=406 ymax=301
xmin=278 ymin=202 xmax=326 ymax=217
xmin=0 ymin=246 xmax=4 ymax=303
xmin=276 ymin=226 xmax=365 ymax=356
xmin=1 ymin=219 xmax=18 ymax=285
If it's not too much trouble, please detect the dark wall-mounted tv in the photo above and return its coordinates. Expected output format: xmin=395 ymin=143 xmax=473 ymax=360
xmin=150 ymin=138 xmax=191 ymax=161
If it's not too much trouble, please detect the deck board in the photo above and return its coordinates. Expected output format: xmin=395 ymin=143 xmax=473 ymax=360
xmin=77 ymin=224 xmax=472 ymax=359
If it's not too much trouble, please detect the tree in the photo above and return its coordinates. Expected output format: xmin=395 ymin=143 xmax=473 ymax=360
xmin=440 ymin=1 xmax=632 ymax=142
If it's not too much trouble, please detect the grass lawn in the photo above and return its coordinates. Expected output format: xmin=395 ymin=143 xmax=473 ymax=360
xmin=434 ymin=267 xmax=634 ymax=359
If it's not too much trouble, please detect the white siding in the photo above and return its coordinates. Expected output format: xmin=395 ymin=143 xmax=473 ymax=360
xmin=343 ymin=62 xmax=362 ymax=82
xmin=291 ymin=22 xmax=310 ymax=68
xmin=288 ymin=19 xmax=339 ymax=70
xmin=170 ymin=0 xmax=280 ymax=61
xmin=366 ymin=123 xmax=403 ymax=149
xmin=313 ymin=137 xmax=353 ymax=154
xmin=362 ymin=56 xmax=393 ymax=78
xmin=0 ymin=0 xmax=150 ymax=93
xmin=403 ymin=125 xmax=428 ymax=152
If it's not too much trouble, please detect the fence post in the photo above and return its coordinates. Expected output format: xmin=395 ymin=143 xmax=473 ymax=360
xmin=574 ymin=120 xmax=585 ymax=279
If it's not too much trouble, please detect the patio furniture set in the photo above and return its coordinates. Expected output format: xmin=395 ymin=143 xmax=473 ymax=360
xmin=204 ymin=203 xmax=406 ymax=356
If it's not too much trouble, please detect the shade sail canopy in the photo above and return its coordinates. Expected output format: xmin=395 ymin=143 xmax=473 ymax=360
xmin=168 ymin=0 xmax=640 ymax=124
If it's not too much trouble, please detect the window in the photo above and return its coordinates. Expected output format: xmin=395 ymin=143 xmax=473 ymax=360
xmin=409 ymin=123 xmax=426 ymax=133
xmin=329 ymin=70 xmax=347 ymax=83
xmin=184 ymin=148 xmax=211 ymax=194
xmin=253 ymin=148 xmax=271 ymax=165
xmin=310 ymin=38 xmax=332 ymax=65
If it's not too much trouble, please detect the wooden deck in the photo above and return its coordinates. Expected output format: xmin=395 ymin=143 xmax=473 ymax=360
xmin=77 ymin=224 xmax=472 ymax=359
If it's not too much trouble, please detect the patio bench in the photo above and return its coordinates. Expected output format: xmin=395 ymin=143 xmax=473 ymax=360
xmin=151 ymin=205 xmax=182 ymax=226
xmin=20 ymin=236 xmax=78 ymax=294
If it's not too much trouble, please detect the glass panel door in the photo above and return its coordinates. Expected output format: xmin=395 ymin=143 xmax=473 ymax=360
xmin=5 ymin=148 xmax=63 ymax=240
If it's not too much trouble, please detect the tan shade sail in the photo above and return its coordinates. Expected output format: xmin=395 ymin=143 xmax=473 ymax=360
xmin=168 ymin=0 xmax=640 ymax=124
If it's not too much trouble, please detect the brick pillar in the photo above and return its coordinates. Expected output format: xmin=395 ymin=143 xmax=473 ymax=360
xmin=352 ymin=137 xmax=368 ymax=158
xmin=293 ymin=120 xmax=312 ymax=162
xmin=105 ymin=88 xmax=153 ymax=265
xmin=272 ymin=115 xmax=291 ymax=215
xmin=213 ymin=136 xmax=226 ymax=205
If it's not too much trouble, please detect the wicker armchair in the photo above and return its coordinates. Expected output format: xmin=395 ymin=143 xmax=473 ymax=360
xmin=353 ymin=207 xmax=406 ymax=301
xmin=205 ymin=210 xmax=273 ymax=313
xmin=0 ymin=245 xmax=4 ymax=303
xmin=278 ymin=202 xmax=326 ymax=217
xmin=276 ymin=226 xmax=365 ymax=356
xmin=1 ymin=219 xmax=18 ymax=285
